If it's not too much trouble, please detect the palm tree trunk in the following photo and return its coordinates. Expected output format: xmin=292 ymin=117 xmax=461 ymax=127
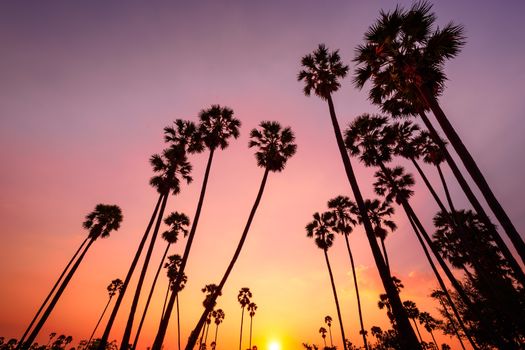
xmin=132 ymin=242 xmax=172 ymax=349
xmin=325 ymin=95 xmax=421 ymax=350
xmin=417 ymin=111 xmax=525 ymax=285
xmin=436 ymin=163 xmax=455 ymax=214
xmin=417 ymin=86 xmax=525 ymax=264
xmin=162 ymin=284 xmax=170 ymax=316
xmin=87 ymin=296 xmax=113 ymax=347
xmin=411 ymin=319 xmax=423 ymax=343
xmin=410 ymin=158 xmax=449 ymax=215
xmin=249 ymin=316 xmax=253 ymax=349
xmin=205 ymin=321 xmax=210 ymax=344
xmin=97 ymin=194 xmax=164 ymax=350
xmin=214 ymin=324 xmax=219 ymax=350
xmin=182 ymin=168 xmax=270 ymax=350
xmin=323 ymin=248 xmax=347 ymax=350
xmin=23 ymin=238 xmax=95 ymax=349
xmin=17 ymin=237 xmax=89 ymax=349
xmin=327 ymin=325 xmax=333 ymax=347
xmin=436 ymin=297 xmax=467 ymax=350
xmin=343 ymin=235 xmax=369 ymax=350
xmin=177 ymin=295 xmax=181 ymax=350
xmin=239 ymin=308 xmax=245 ymax=350
xmin=152 ymin=149 xmax=215 ymax=350
xmin=199 ymin=322 xmax=206 ymax=348
xmin=428 ymin=330 xmax=438 ymax=350
xmin=121 ymin=193 xmax=169 ymax=350
xmin=380 ymin=238 xmax=390 ymax=275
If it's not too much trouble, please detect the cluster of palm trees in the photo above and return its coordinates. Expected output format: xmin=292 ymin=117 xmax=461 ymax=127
xmin=237 ymin=288 xmax=257 ymax=350
xmin=299 ymin=1 xmax=524 ymax=350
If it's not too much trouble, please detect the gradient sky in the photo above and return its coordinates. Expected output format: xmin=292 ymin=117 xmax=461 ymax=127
xmin=1 ymin=1 xmax=524 ymax=350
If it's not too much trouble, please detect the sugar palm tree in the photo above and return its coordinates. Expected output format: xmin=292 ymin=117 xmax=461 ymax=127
xmin=164 ymin=254 xmax=187 ymax=350
xmin=87 ymin=279 xmax=123 ymax=348
xmin=353 ymin=1 xmax=524 ymax=264
xmin=132 ymin=212 xmax=190 ymax=349
xmin=299 ymin=44 xmax=420 ymax=350
xmin=324 ymin=316 xmax=333 ymax=348
xmin=182 ymin=121 xmax=296 ymax=350
xmin=24 ymin=204 xmax=123 ymax=349
xmin=306 ymin=211 xmax=347 ymax=350
xmin=153 ymin=106 xmax=241 ymax=349
xmin=212 ymin=309 xmax=225 ymax=350
xmin=327 ymin=196 xmax=369 ymax=350
xmin=403 ymin=301 xmax=423 ymax=343
xmin=247 ymin=302 xmax=257 ymax=350
xmin=318 ymin=327 xmax=327 ymax=348
xmin=237 ymin=288 xmax=252 ymax=350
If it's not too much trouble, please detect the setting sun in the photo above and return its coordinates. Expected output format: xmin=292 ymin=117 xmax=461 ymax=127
xmin=268 ymin=341 xmax=281 ymax=350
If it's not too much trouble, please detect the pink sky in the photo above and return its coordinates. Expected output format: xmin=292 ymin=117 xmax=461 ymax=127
xmin=1 ymin=1 xmax=524 ymax=349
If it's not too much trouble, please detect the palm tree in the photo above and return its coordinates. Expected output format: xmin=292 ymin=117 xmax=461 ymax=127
xmin=182 ymin=121 xmax=296 ymax=350
xmin=353 ymin=1 xmax=524 ymax=265
xmin=212 ymin=309 xmax=225 ymax=350
xmin=98 ymin=121 xmax=194 ymax=350
xmin=299 ymin=44 xmax=420 ymax=350
xmin=237 ymin=288 xmax=252 ymax=350
xmin=247 ymin=302 xmax=257 ymax=350
xmin=164 ymin=254 xmax=187 ymax=350
xmin=418 ymin=312 xmax=441 ymax=349
xmin=132 ymin=212 xmax=190 ymax=350
xmin=324 ymin=316 xmax=333 ymax=348
xmin=24 ymin=204 xmax=123 ymax=349
xmin=306 ymin=211 xmax=347 ymax=350
xmin=318 ymin=327 xmax=327 ymax=348
xmin=153 ymin=106 xmax=241 ymax=349
xmin=403 ymin=301 xmax=423 ymax=343
xmin=87 ymin=279 xmax=124 ymax=348
xmin=429 ymin=290 xmax=467 ymax=350
xmin=327 ymin=196 xmax=369 ymax=350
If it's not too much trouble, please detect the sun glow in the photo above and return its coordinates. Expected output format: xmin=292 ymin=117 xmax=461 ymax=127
xmin=268 ymin=341 xmax=281 ymax=350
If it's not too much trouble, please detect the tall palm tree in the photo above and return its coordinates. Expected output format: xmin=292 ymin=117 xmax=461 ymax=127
xmin=98 ymin=121 xmax=195 ymax=350
xmin=306 ymin=211 xmax=347 ymax=350
xmin=327 ymin=196 xmax=369 ymax=350
xmin=402 ymin=301 xmax=423 ymax=343
xmin=164 ymin=254 xmax=187 ymax=350
xmin=153 ymin=106 xmax=241 ymax=349
xmin=324 ymin=316 xmax=333 ymax=348
xmin=247 ymin=302 xmax=257 ymax=350
xmin=87 ymin=279 xmax=124 ymax=348
xmin=24 ymin=204 xmax=123 ymax=349
xmin=318 ymin=327 xmax=327 ymax=348
xmin=237 ymin=288 xmax=252 ymax=350
xmin=212 ymin=309 xmax=225 ymax=350
xmin=353 ymin=1 xmax=524 ymax=264
xmin=299 ymin=44 xmax=420 ymax=350
xmin=182 ymin=121 xmax=296 ymax=350
xmin=132 ymin=212 xmax=190 ymax=350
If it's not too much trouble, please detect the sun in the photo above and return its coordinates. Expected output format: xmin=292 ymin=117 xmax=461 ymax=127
xmin=268 ymin=341 xmax=281 ymax=350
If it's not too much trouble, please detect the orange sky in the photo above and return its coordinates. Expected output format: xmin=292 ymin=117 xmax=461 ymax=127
xmin=1 ymin=1 xmax=524 ymax=350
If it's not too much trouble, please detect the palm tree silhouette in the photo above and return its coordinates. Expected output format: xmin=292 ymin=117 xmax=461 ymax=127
xmin=183 ymin=121 xmax=296 ymax=350
xmin=211 ymin=309 xmax=225 ymax=350
xmin=164 ymin=254 xmax=187 ymax=350
xmin=327 ymin=196 xmax=369 ymax=350
xmin=306 ymin=211 xmax=347 ymax=350
xmin=402 ymin=301 xmax=423 ymax=343
xmin=247 ymin=302 xmax=257 ymax=350
xmin=87 ymin=279 xmax=123 ymax=348
xmin=318 ymin=327 xmax=327 ymax=348
xmin=98 ymin=121 xmax=194 ymax=350
xmin=132 ymin=212 xmax=190 ymax=349
xmin=430 ymin=290 xmax=467 ymax=350
xmin=353 ymin=1 xmax=524 ymax=266
xmin=153 ymin=106 xmax=241 ymax=349
xmin=237 ymin=288 xmax=252 ymax=350
xmin=23 ymin=204 xmax=122 ymax=349
xmin=323 ymin=316 xmax=333 ymax=348
xmin=298 ymin=44 xmax=420 ymax=349
xmin=418 ymin=312 xmax=441 ymax=349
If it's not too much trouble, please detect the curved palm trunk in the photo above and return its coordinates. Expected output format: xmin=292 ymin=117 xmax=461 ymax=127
xmin=239 ymin=308 xmax=245 ymax=350
xmin=343 ymin=235 xmax=369 ymax=350
xmin=97 ymin=194 xmax=164 ymax=350
xmin=249 ymin=316 xmax=254 ymax=349
xmin=17 ymin=237 xmax=89 ymax=349
xmin=152 ymin=149 xmax=215 ymax=350
xmin=87 ymin=296 xmax=114 ymax=347
xmin=23 ymin=238 xmax=95 ymax=349
xmin=405 ymin=214 xmax=478 ymax=350
xmin=323 ymin=248 xmax=348 ymax=350
xmin=182 ymin=168 xmax=270 ymax=350
xmin=326 ymin=95 xmax=421 ymax=350
xmin=132 ymin=243 xmax=171 ymax=349
xmin=121 ymin=193 xmax=169 ymax=350
xmin=417 ymin=86 xmax=525 ymax=264
xmin=417 ymin=111 xmax=525 ymax=285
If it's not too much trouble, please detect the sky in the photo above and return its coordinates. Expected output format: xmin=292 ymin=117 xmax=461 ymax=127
xmin=1 ymin=1 xmax=524 ymax=350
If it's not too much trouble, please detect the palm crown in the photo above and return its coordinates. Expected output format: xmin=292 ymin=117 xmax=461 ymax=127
xmin=164 ymin=119 xmax=204 ymax=154
xmin=149 ymin=146 xmax=192 ymax=195
xmin=248 ymin=121 xmax=297 ymax=172
xmin=107 ymin=279 xmax=123 ymax=298
xmin=165 ymin=254 xmax=187 ymax=292
xmin=237 ymin=288 xmax=252 ymax=308
xmin=162 ymin=211 xmax=190 ymax=244
xmin=198 ymin=105 xmax=241 ymax=151
xmin=374 ymin=166 xmax=415 ymax=205
xmin=82 ymin=204 xmax=123 ymax=240
xmin=327 ymin=195 xmax=357 ymax=236
xmin=298 ymin=44 xmax=349 ymax=100
xmin=247 ymin=302 xmax=257 ymax=317
xmin=306 ymin=212 xmax=336 ymax=250
xmin=360 ymin=199 xmax=397 ymax=241
xmin=213 ymin=309 xmax=225 ymax=325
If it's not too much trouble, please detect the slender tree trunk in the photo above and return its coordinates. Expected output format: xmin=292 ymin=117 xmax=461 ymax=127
xmin=380 ymin=238 xmax=390 ymax=275
xmin=343 ymin=235 xmax=369 ymax=350
xmin=322 ymin=337 xmax=326 ymax=348
xmin=17 ymin=237 xmax=89 ymax=349
xmin=325 ymin=95 xmax=421 ymax=349
xmin=436 ymin=163 xmax=455 ymax=214
xmin=327 ymin=325 xmax=333 ymax=347
xmin=411 ymin=319 xmax=424 ymax=343
xmin=410 ymin=158 xmax=449 ymax=215
xmin=417 ymin=86 xmax=525 ymax=264
xmin=428 ymin=330 xmax=438 ymax=350
xmin=132 ymin=242 xmax=171 ymax=349
xmin=87 ymin=296 xmax=113 ymax=348
xmin=214 ymin=325 xmax=219 ymax=350
xmin=162 ymin=285 xmax=170 ymax=316
xmin=152 ymin=149 xmax=215 ymax=350
xmin=205 ymin=321 xmax=210 ymax=344
xmin=239 ymin=308 xmax=245 ymax=350
xmin=121 ymin=193 xmax=169 ymax=350
xmin=436 ymin=297 xmax=467 ymax=350
xmin=23 ymin=238 xmax=95 ymax=349
xmin=323 ymin=248 xmax=348 ymax=350
xmin=182 ymin=168 xmax=270 ymax=350
xmin=177 ymin=296 xmax=181 ymax=350
xmin=249 ymin=316 xmax=253 ymax=349
xmin=417 ymin=111 xmax=525 ymax=285
xmin=199 ymin=322 xmax=206 ymax=348
xmin=97 ymin=194 xmax=163 ymax=350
